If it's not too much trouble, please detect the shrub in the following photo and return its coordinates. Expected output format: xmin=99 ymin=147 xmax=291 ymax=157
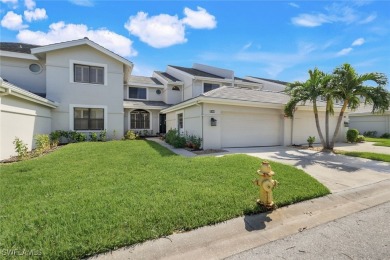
xmin=171 ymin=136 xmax=186 ymax=148
xmin=356 ymin=135 xmax=365 ymax=142
xmin=124 ymin=130 xmax=138 ymax=140
xmin=99 ymin=130 xmax=107 ymax=142
xmin=165 ymin=129 xmax=178 ymax=145
xmin=307 ymin=136 xmax=316 ymax=147
xmin=380 ymin=133 xmax=390 ymax=138
xmin=363 ymin=131 xmax=377 ymax=138
xmin=34 ymin=134 xmax=51 ymax=154
xmin=90 ymin=132 xmax=98 ymax=142
xmin=186 ymin=134 xmax=202 ymax=150
xmin=49 ymin=130 xmax=61 ymax=147
xmin=13 ymin=137 xmax=28 ymax=160
xmin=346 ymin=129 xmax=359 ymax=143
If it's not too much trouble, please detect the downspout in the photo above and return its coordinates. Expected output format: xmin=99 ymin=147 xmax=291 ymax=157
xmin=195 ymin=101 xmax=204 ymax=148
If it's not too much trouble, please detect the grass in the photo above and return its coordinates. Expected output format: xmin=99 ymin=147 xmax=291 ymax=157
xmin=365 ymin=137 xmax=390 ymax=147
xmin=0 ymin=140 xmax=330 ymax=259
xmin=336 ymin=150 xmax=390 ymax=162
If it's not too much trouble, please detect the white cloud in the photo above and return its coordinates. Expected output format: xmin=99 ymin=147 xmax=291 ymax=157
xmin=241 ymin=42 xmax=252 ymax=51
xmin=291 ymin=13 xmax=330 ymax=27
xmin=291 ymin=3 xmax=374 ymax=27
xmin=288 ymin=2 xmax=300 ymax=8
xmin=0 ymin=0 xmax=17 ymax=4
xmin=336 ymin=47 xmax=353 ymax=56
xmin=125 ymin=12 xmax=187 ymax=48
xmin=352 ymin=38 xmax=365 ymax=46
xmin=182 ymin=6 xmax=216 ymax=29
xmin=24 ymin=8 xmax=47 ymax=22
xmin=69 ymin=0 xmax=94 ymax=7
xmin=17 ymin=21 xmax=137 ymax=57
xmin=359 ymin=13 xmax=376 ymax=24
xmin=1 ymin=11 xmax=28 ymax=30
xmin=24 ymin=0 xmax=35 ymax=10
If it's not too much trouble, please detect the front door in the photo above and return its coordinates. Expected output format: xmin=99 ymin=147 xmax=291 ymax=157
xmin=159 ymin=114 xmax=166 ymax=134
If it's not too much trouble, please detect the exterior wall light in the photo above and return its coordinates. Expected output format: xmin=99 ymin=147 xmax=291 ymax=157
xmin=211 ymin=117 xmax=217 ymax=126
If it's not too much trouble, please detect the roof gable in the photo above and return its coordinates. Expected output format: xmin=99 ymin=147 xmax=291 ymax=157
xmin=31 ymin=38 xmax=133 ymax=68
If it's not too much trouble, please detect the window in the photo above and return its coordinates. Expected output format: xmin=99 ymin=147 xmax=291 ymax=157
xmin=129 ymin=87 xmax=147 ymax=99
xmin=130 ymin=109 xmax=150 ymax=129
xmin=29 ymin=63 xmax=42 ymax=73
xmin=74 ymin=107 xmax=104 ymax=130
xmin=204 ymin=83 xmax=220 ymax=93
xmin=172 ymin=86 xmax=180 ymax=91
xmin=74 ymin=64 xmax=104 ymax=84
xmin=177 ymin=113 xmax=183 ymax=129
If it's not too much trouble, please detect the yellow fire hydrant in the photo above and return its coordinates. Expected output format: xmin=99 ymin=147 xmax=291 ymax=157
xmin=253 ymin=161 xmax=278 ymax=209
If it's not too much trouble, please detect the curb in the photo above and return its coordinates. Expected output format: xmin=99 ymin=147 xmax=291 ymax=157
xmin=90 ymin=179 xmax=390 ymax=260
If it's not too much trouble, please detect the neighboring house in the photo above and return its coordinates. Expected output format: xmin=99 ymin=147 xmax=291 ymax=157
xmin=349 ymin=105 xmax=390 ymax=136
xmin=0 ymin=38 xmax=349 ymax=160
xmin=160 ymin=64 xmax=348 ymax=149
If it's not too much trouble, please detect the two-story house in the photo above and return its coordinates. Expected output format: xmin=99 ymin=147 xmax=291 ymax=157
xmin=0 ymin=38 xmax=348 ymax=160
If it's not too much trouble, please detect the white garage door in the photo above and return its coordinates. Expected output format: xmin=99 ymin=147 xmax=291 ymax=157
xmin=221 ymin=112 xmax=281 ymax=147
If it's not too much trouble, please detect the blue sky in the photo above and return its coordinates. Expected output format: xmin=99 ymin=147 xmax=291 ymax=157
xmin=1 ymin=0 xmax=389 ymax=85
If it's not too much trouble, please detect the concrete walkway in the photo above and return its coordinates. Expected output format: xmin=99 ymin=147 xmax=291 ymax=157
xmin=90 ymin=141 xmax=389 ymax=260
xmin=335 ymin=141 xmax=390 ymax=154
xmin=146 ymin=137 xmax=197 ymax=157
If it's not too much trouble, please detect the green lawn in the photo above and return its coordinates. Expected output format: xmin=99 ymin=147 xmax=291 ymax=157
xmin=0 ymin=141 xmax=329 ymax=259
xmin=336 ymin=150 xmax=390 ymax=162
xmin=365 ymin=137 xmax=390 ymax=147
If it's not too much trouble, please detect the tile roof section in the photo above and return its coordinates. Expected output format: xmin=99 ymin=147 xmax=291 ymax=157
xmin=169 ymin=65 xmax=225 ymax=79
xmin=202 ymin=86 xmax=331 ymax=107
xmin=154 ymin=71 xmax=182 ymax=83
xmin=129 ymin=75 xmax=163 ymax=85
xmin=123 ymin=100 xmax=170 ymax=108
xmin=0 ymin=42 xmax=41 ymax=54
xmin=202 ymin=86 xmax=290 ymax=105
xmin=250 ymin=77 xmax=290 ymax=86
xmin=349 ymin=104 xmax=390 ymax=115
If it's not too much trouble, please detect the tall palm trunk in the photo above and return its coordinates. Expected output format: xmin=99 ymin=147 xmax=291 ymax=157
xmin=325 ymin=98 xmax=331 ymax=149
xmin=330 ymin=100 xmax=349 ymax=149
xmin=313 ymin=100 xmax=326 ymax=147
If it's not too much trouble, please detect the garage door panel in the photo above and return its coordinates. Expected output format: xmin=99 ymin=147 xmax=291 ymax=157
xmin=221 ymin=112 xmax=281 ymax=147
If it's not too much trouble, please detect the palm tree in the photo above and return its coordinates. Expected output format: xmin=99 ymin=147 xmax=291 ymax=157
xmin=284 ymin=68 xmax=327 ymax=147
xmin=329 ymin=63 xmax=389 ymax=148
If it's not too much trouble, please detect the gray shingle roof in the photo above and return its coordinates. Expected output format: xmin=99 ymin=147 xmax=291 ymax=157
xmin=154 ymin=71 xmax=182 ymax=83
xmin=249 ymin=77 xmax=290 ymax=86
xmin=201 ymin=86 xmax=331 ymax=107
xmin=202 ymin=86 xmax=290 ymax=105
xmin=349 ymin=104 xmax=390 ymax=115
xmin=234 ymin=77 xmax=257 ymax=83
xmin=123 ymin=100 xmax=170 ymax=108
xmin=0 ymin=42 xmax=41 ymax=54
xmin=129 ymin=75 xmax=163 ymax=85
xmin=169 ymin=65 xmax=224 ymax=79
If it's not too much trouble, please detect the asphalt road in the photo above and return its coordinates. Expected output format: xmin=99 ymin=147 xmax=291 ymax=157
xmin=226 ymin=201 xmax=390 ymax=260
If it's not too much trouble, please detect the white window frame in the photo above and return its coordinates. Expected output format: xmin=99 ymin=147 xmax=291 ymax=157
xmin=69 ymin=104 xmax=108 ymax=131
xmin=203 ymin=82 xmax=220 ymax=93
xmin=177 ymin=112 xmax=184 ymax=135
xmin=128 ymin=109 xmax=152 ymax=130
xmin=69 ymin=60 xmax=108 ymax=86
xmin=128 ymin=86 xmax=148 ymax=100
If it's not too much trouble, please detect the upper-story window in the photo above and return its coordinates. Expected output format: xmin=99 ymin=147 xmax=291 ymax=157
xmin=204 ymin=83 xmax=220 ymax=93
xmin=129 ymin=87 xmax=147 ymax=100
xmin=74 ymin=64 xmax=104 ymax=84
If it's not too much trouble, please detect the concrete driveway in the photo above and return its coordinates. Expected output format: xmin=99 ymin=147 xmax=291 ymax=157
xmin=334 ymin=141 xmax=390 ymax=154
xmin=224 ymin=145 xmax=390 ymax=193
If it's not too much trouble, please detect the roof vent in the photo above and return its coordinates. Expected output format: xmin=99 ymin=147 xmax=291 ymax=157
xmin=84 ymin=37 xmax=89 ymax=40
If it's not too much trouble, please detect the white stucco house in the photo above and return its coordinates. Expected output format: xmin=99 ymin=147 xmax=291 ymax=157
xmin=0 ymin=38 xmax=348 ymax=160
xmin=349 ymin=105 xmax=390 ymax=136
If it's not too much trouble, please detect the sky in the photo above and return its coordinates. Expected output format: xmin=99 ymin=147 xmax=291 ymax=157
xmin=1 ymin=0 xmax=390 ymax=85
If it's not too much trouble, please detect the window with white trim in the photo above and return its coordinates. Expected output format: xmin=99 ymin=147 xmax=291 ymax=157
xmin=74 ymin=64 xmax=104 ymax=84
xmin=129 ymin=87 xmax=147 ymax=99
xmin=204 ymin=83 xmax=220 ymax=93
xmin=74 ymin=107 xmax=104 ymax=130
xmin=177 ymin=113 xmax=183 ymax=129
xmin=130 ymin=109 xmax=150 ymax=129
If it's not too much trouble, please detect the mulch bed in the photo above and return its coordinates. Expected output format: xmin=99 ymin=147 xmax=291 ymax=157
xmin=0 ymin=145 xmax=64 ymax=164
